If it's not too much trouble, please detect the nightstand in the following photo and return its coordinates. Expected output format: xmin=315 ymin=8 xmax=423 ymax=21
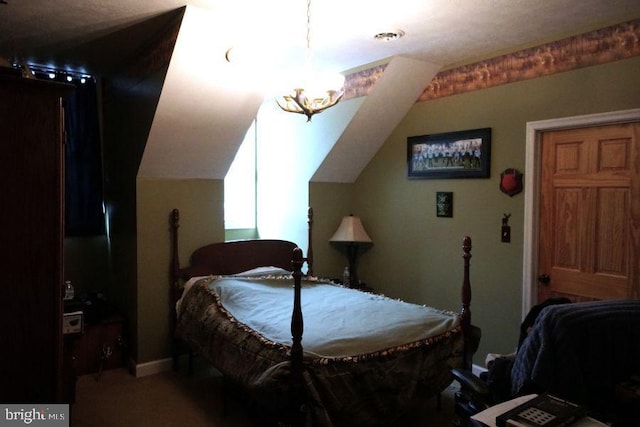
xmin=76 ymin=313 xmax=126 ymax=376
xmin=63 ymin=301 xmax=84 ymax=404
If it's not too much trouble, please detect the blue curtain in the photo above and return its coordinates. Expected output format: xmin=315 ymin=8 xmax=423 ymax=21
xmin=26 ymin=68 xmax=105 ymax=235
xmin=63 ymin=77 xmax=105 ymax=236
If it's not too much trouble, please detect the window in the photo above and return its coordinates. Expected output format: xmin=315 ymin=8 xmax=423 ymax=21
xmin=224 ymin=120 xmax=257 ymax=239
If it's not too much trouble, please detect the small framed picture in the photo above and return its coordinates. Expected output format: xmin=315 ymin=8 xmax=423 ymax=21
xmin=436 ymin=192 xmax=453 ymax=217
xmin=408 ymin=128 xmax=491 ymax=179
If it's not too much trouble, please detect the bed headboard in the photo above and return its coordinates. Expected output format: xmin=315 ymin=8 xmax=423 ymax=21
xmin=182 ymin=239 xmax=299 ymax=277
xmin=170 ymin=208 xmax=312 ymax=282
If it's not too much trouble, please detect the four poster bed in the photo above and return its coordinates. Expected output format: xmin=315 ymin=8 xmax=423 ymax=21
xmin=169 ymin=208 xmax=476 ymax=426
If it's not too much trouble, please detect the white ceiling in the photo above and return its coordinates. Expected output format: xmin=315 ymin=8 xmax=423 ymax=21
xmin=2 ymin=0 xmax=640 ymax=75
xmin=2 ymin=1 xmax=640 ymax=183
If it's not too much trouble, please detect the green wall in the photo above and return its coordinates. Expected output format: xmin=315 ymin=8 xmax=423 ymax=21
xmin=102 ymin=71 xmax=166 ymax=362
xmin=136 ymin=178 xmax=224 ymax=363
xmin=311 ymin=56 xmax=640 ymax=363
xmin=64 ymin=236 xmax=110 ymax=293
xmin=308 ymin=183 xmax=355 ymax=278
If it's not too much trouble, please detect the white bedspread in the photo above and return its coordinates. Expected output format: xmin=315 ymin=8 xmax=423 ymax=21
xmin=201 ymin=276 xmax=459 ymax=359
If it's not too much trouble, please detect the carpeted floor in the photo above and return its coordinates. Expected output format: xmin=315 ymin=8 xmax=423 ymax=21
xmin=71 ymin=361 xmax=459 ymax=426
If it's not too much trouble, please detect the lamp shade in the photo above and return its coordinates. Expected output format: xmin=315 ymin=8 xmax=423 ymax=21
xmin=329 ymin=215 xmax=373 ymax=244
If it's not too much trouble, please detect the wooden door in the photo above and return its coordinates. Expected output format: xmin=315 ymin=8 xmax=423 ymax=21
xmin=537 ymin=122 xmax=640 ymax=302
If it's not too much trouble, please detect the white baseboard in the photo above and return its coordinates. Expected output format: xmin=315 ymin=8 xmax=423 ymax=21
xmin=133 ymin=357 xmax=174 ymax=378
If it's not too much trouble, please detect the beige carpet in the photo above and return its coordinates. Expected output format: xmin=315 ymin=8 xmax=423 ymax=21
xmin=71 ymin=361 xmax=459 ymax=426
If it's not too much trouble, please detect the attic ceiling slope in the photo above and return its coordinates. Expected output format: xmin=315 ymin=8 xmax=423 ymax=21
xmin=0 ymin=4 xmax=186 ymax=74
xmin=312 ymin=57 xmax=441 ymax=183
xmin=137 ymin=6 xmax=264 ymax=180
xmin=4 ymin=1 xmax=640 ymax=81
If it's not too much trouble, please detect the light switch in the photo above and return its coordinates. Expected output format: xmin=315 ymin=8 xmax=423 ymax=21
xmin=502 ymin=225 xmax=511 ymax=243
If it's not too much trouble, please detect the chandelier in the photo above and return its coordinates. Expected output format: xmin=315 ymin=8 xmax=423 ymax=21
xmin=276 ymin=0 xmax=344 ymax=122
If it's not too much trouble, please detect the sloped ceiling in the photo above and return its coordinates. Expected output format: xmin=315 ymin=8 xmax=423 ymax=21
xmin=138 ymin=7 xmax=443 ymax=182
xmin=312 ymin=57 xmax=441 ymax=183
xmin=138 ymin=6 xmax=265 ymax=180
xmin=3 ymin=1 xmax=640 ymax=183
xmin=4 ymin=1 xmax=640 ymax=77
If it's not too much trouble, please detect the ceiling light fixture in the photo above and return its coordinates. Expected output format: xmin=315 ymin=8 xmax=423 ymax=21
xmin=275 ymin=0 xmax=344 ymax=122
xmin=373 ymin=30 xmax=405 ymax=42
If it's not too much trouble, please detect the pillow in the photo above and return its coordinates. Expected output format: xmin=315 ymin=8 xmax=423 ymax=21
xmin=177 ymin=267 xmax=292 ymax=314
xmin=232 ymin=266 xmax=292 ymax=277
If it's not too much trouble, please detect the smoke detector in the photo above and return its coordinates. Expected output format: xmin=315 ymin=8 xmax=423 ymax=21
xmin=373 ymin=30 xmax=405 ymax=42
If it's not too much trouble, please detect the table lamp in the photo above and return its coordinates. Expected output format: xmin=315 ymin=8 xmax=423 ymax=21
xmin=329 ymin=214 xmax=373 ymax=288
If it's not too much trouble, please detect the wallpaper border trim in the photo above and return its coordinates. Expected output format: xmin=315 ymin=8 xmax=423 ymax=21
xmin=344 ymin=19 xmax=640 ymax=102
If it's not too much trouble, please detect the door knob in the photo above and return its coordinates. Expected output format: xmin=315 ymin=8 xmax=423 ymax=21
xmin=538 ymin=274 xmax=550 ymax=285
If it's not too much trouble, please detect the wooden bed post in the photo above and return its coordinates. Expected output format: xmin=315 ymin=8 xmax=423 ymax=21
xmin=460 ymin=236 xmax=480 ymax=371
xmin=307 ymin=207 xmax=314 ymax=277
xmin=290 ymin=247 xmax=304 ymax=375
xmin=170 ymin=208 xmax=181 ymax=371
xmin=170 ymin=209 xmax=181 ymax=298
xmin=460 ymin=236 xmax=472 ymax=334
xmin=290 ymin=246 xmax=306 ymax=425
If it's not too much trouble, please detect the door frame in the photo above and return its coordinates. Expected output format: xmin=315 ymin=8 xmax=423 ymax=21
xmin=522 ymin=108 xmax=640 ymax=319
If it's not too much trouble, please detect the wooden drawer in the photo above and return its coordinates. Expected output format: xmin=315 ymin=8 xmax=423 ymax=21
xmin=75 ymin=314 xmax=126 ymax=375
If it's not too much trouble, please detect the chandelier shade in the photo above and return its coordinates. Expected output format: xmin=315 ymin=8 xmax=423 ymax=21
xmin=277 ymin=87 xmax=344 ymax=122
xmin=276 ymin=0 xmax=344 ymax=121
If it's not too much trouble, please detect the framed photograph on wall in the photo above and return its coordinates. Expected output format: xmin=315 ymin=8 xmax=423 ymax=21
xmin=436 ymin=192 xmax=453 ymax=217
xmin=407 ymin=128 xmax=491 ymax=179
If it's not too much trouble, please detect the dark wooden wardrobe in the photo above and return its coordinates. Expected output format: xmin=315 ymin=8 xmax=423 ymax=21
xmin=0 ymin=74 xmax=72 ymax=403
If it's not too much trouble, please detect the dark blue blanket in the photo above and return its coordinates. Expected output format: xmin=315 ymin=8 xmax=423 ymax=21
xmin=511 ymin=299 xmax=640 ymax=412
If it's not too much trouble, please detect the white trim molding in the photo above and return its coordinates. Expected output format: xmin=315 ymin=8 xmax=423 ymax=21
xmin=133 ymin=357 xmax=174 ymax=378
xmin=522 ymin=108 xmax=640 ymax=319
